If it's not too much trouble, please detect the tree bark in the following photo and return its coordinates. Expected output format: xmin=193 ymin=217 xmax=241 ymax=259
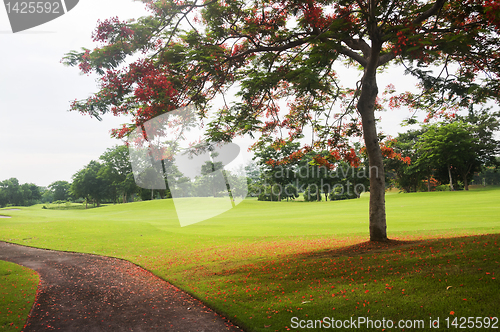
xmin=358 ymin=66 xmax=388 ymax=242
xmin=448 ymin=165 xmax=454 ymax=191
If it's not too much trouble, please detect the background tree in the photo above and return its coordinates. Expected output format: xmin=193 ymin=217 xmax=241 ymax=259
xmin=244 ymin=161 xmax=262 ymax=197
xmin=49 ymin=181 xmax=72 ymax=201
xmin=416 ymin=122 xmax=480 ymax=191
xmin=193 ymin=160 xmax=226 ymax=197
xmin=99 ymin=145 xmax=139 ymax=203
xmin=63 ymin=0 xmax=500 ymax=241
xmin=460 ymin=107 xmax=500 ymax=171
xmin=71 ymin=161 xmax=110 ymax=208
xmin=21 ymin=183 xmax=42 ymax=206
xmin=0 ymin=185 xmax=7 ymax=208
xmin=40 ymin=187 xmax=54 ymax=204
xmin=385 ymin=130 xmax=428 ymax=192
xmin=254 ymin=141 xmax=299 ymax=201
xmin=0 ymin=178 xmax=42 ymax=207
xmin=295 ymin=151 xmax=333 ymax=202
xmin=329 ymin=160 xmax=371 ymax=200
xmin=0 ymin=178 xmax=23 ymax=207
xmin=474 ymin=159 xmax=500 ymax=186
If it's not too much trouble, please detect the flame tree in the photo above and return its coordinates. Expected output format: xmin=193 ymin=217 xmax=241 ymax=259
xmin=63 ymin=0 xmax=500 ymax=241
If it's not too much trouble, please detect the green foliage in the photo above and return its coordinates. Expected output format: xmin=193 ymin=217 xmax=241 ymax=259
xmin=329 ymin=183 xmax=359 ymax=201
xmin=98 ymin=145 xmax=140 ymax=203
xmin=474 ymin=161 xmax=500 ymax=186
xmin=303 ymin=185 xmax=323 ymax=201
xmin=386 ymin=108 xmax=499 ymax=193
xmin=282 ymin=184 xmax=299 ymax=201
xmin=256 ymin=183 xmax=298 ymax=201
xmin=416 ymin=121 xmax=494 ymax=191
xmin=71 ymin=161 xmax=111 ymax=207
xmin=385 ymin=129 xmax=428 ymax=193
xmin=48 ymin=181 xmax=71 ymax=201
xmin=0 ymin=178 xmax=42 ymax=207
xmin=257 ymin=187 xmax=279 ymax=202
xmin=69 ymin=145 xmax=144 ymax=206
xmin=434 ymin=184 xmax=451 ymax=192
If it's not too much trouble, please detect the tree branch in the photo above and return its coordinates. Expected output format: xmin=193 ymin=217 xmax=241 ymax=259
xmin=225 ymin=37 xmax=311 ymax=61
xmin=378 ymin=52 xmax=396 ymax=66
xmin=413 ymin=0 xmax=447 ymax=26
xmin=343 ymin=38 xmax=371 ymax=58
xmin=338 ymin=46 xmax=368 ymax=67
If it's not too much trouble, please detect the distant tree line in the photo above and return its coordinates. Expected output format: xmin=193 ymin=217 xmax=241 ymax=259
xmin=1 ymin=144 xmax=252 ymax=209
xmin=0 ymin=145 xmax=140 ymax=209
xmin=385 ymin=108 xmax=500 ymax=192
xmin=246 ymin=141 xmax=370 ymax=202
xmin=2 ymin=108 xmax=498 ymax=209
xmin=246 ymin=108 xmax=500 ymax=200
xmin=0 ymin=178 xmax=42 ymax=208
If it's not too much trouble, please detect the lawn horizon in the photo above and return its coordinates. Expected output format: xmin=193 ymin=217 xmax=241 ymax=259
xmin=1 ymin=186 xmax=499 ymax=331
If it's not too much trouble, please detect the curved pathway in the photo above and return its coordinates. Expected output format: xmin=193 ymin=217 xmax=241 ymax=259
xmin=0 ymin=241 xmax=241 ymax=332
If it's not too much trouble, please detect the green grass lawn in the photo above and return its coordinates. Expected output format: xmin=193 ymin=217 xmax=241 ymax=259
xmin=0 ymin=186 xmax=499 ymax=331
xmin=0 ymin=261 xmax=38 ymax=331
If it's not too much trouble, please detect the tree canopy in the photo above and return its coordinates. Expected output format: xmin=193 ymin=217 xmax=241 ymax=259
xmin=385 ymin=107 xmax=499 ymax=192
xmin=49 ymin=181 xmax=72 ymax=201
xmin=63 ymin=0 xmax=500 ymax=241
xmin=0 ymin=178 xmax=42 ymax=207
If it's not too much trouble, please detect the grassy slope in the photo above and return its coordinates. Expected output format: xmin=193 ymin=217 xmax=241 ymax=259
xmin=0 ymin=187 xmax=499 ymax=331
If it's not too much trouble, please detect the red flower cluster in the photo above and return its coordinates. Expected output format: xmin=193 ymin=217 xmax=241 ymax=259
xmin=484 ymin=0 xmax=500 ymax=29
xmin=92 ymin=17 xmax=134 ymax=43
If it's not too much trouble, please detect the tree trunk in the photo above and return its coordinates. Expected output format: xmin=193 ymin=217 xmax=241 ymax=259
xmin=358 ymin=63 xmax=388 ymax=242
xmin=463 ymin=174 xmax=469 ymax=191
xmin=448 ymin=165 xmax=454 ymax=191
xmin=427 ymin=175 xmax=431 ymax=192
xmin=463 ymin=163 xmax=473 ymax=191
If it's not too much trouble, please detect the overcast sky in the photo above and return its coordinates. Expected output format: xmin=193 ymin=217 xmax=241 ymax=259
xmin=0 ymin=1 xmax=420 ymax=187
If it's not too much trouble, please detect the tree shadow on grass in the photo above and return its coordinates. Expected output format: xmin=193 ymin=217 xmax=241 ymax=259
xmin=298 ymin=238 xmax=423 ymax=259
xmin=297 ymin=233 xmax=499 ymax=260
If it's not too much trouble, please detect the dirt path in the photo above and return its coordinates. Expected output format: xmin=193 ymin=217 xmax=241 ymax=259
xmin=0 ymin=241 xmax=241 ymax=332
